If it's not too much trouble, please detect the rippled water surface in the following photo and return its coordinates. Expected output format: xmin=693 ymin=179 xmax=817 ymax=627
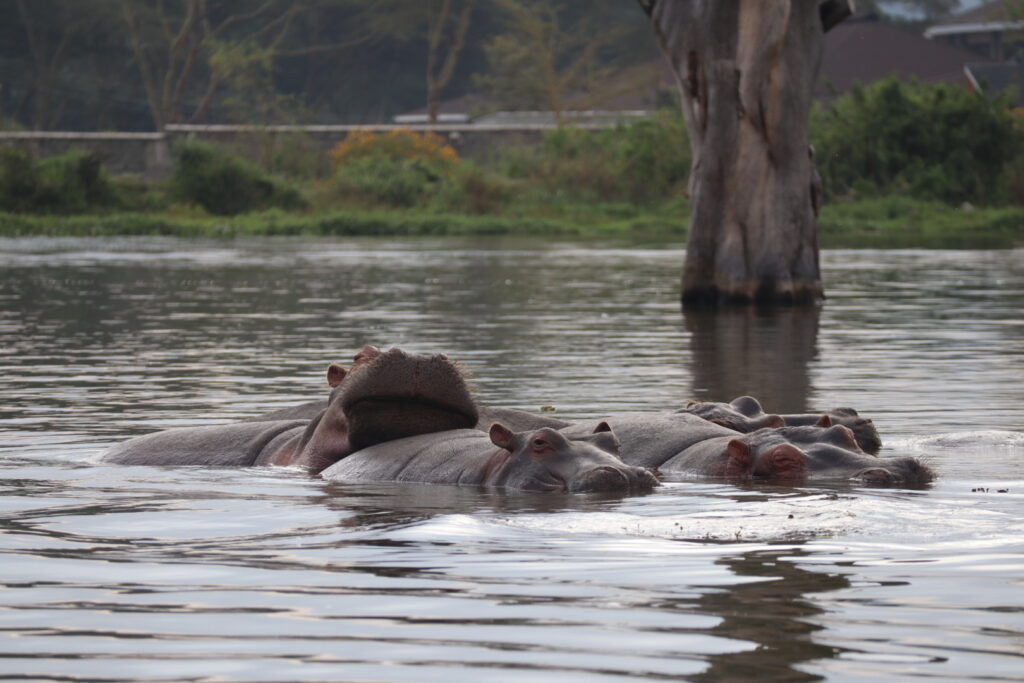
xmin=1 ymin=236 xmax=1022 ymax=681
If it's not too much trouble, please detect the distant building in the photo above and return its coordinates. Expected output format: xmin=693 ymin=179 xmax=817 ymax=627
xmin=964 ymin=61 xmax=1024 ymax=106
xmin=924 ymin=0 xmax=1024 ymax=61
xmin=816 ymin=14 xmax=994 ymax=101
xmin=396 ymin=12 xmax=1010 ymax=126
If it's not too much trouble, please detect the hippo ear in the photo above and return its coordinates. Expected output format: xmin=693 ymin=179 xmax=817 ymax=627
xmin=828 ymin=424 xmax=860 ymax=450
xmin=763 ymin=414 xmax=785 ymax=429
xmin=730 ymin=396 xmax=763 ymax=417
xmin=726 ymin=438 xmax=751 ymax=461
xmin=593 ymin=421 xmax=612 ymax=434
xmin=326 ymin=364 xmax=347 ymax=387
xmin=489 ymin=423 xmax=515 ymax=451
xmin=815 ymin=414 xmax=833 ymax=428
xmin=830 ymin=407 xmax=859 ymax=417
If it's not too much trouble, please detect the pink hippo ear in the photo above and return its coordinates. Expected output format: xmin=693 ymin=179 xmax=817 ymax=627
xmin=489 ymin=423 xmax=515 ymax=451
xmin=815 ymin=414 xmax=833 ymax=428
xmin=326 ymin=364 xmax=347 ymax=387
xmin=723 ymin=439 xmax=753 ymax=477
xmin=828 ymin=424 xmax=860 ymax=450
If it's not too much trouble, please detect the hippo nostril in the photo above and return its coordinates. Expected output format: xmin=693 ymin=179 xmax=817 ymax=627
xmin=634 ymin=467 xmax=660 ymax=490
xmin=572 ymin=466 xmax=630 ymax=493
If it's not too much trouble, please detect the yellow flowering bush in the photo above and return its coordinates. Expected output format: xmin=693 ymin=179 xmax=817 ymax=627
xmin=328 ymin=129 xmax=459 ymax=168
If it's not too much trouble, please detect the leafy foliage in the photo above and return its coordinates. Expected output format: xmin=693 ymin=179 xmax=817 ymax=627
xmin=329 ymin=129 xmax=459 ymax=167
xmin=812 ymin=78 xmax=1023 ymax=205
xmin=503 ymin=111 xmax=691 ymax=203
xmin=171 ymin=139 xmax=305 ymax=215
xmin=0 ymin=146 xmax=118 ymax=213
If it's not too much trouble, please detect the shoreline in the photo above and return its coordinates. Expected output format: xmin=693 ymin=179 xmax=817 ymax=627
xmin=2 ymin=198 xmax=1022 ymax=249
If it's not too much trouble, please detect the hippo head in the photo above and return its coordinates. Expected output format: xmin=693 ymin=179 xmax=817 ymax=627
xmin=739 ymin=428 xmax=934 ymax=488
xmin=329 ymin=345 xmax=479 ymax=450
xmin=819 ymin=409 xmax=882 ymax=455
xmin=680 ymin=396 xmax=785 ymax=433
xmin=486 ymin=423 xmax=659 ymax=494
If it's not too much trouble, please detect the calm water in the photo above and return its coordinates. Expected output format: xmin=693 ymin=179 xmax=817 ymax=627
xmin=1 ymin=236 xmax=1022 ymax=682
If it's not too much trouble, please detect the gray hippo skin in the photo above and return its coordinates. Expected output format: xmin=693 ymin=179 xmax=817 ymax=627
xmin=680 ymin=396 xmax=883 ymax=454
xmin=564 ymin=413 xmax=932 ymax=487
xmin=249 ymin=399 xmax=568 ymax=433
xmin=99 ymin=346 xmax=479 ymax=473
xmin=322 ymin=422 xmax=658 ymax=494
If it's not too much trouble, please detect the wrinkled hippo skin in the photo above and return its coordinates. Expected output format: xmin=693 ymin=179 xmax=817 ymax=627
xmin=680 ymin=396 xmax=882 ymax=454
xmin=248 ymin=399 xmax=567 ymax=433
xmin=322 ymin=422 xmax=658 ymax=494
xmin=564 ymin=413 xmax=932 ymax=488
xmin=99 ymin=346 xmax=479 ymax=473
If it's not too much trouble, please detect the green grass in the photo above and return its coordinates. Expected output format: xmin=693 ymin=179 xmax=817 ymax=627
xmin=818 ymin=196 xmax=1024 ymax=248
xmin=2 ymin=195 xmax=1021 ymax=248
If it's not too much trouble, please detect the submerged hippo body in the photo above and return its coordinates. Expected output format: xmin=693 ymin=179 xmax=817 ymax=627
xmin=99 ymin=346 xmax=479 ymax=473
xmin=681 ymin=396 xmax=882 ymax=454
xmin=322 ymin=423 xmax=659 ymax=494
xmin=565 ymin=413 xmax=932 ymax=487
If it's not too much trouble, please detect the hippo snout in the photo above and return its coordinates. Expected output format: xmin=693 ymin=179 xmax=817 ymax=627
xmin=570 ymin=465 xmax=658 ymax=493
xmin=853 ymin=456 xmax=934 ymax=488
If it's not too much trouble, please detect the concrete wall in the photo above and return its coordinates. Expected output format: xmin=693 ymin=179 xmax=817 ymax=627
xmin=0 ymin=123 xmax=604 ymax=179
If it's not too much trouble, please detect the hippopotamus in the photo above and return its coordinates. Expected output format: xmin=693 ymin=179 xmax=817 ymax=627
xmin=679 ymin=396 xmax=882 ymax=454
xmin=321 ymin=422 xmax=659 ymax=494
xmin=563 ymin=413 xmax=932 ymax=487
xmin=98 ymin=346 xmax=479 ymax=473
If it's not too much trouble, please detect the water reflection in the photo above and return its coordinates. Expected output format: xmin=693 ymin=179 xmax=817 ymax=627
xmin=695 ymin=547 xmax=848 ymax=681
xmin=684 ymin=306 xmax=820 ymax=413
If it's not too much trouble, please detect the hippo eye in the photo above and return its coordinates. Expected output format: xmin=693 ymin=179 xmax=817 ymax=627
xmin=531 ymin=437 xmax=552 ymax=452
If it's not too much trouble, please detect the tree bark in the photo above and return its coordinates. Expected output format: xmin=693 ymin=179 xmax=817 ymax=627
xmin=643 ymin=0 xmax=838 ymax=306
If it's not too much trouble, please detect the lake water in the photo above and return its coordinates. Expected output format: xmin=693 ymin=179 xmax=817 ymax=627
xmin=1 ymin=236 xmax=1022 ymax=681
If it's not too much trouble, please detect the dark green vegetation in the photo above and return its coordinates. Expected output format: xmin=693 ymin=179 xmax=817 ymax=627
xmin=813 ymin=78 xmax=1023 ymax=206
xmin=1 ymin=1 xmax=656 ymax=131
xmin=1 ymin=80 xmax=1022 ymax=247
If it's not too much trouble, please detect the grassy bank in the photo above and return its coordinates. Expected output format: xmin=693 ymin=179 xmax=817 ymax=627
xmin=2 ymin=196 xmax=1021 ymax=248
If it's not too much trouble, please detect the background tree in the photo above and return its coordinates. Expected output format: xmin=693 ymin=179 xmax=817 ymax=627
xmin=639 ymin=0 xmax=851 ymax=306
xmin=13 ymin=0 xmax=121 ymax=129
xmin=120 ymin=0 xmax=361 ymax=129
xmin=365 ymin=1 xmax=477 ymax=123
xmin=473 ymin=0 xmax=634 ymax=120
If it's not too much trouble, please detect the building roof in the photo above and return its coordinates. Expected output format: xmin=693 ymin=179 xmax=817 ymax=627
xmin=924 ymin=0 xmax=1024 ymax=37
xmin=964 ymin=61 xmax=1024 ymax=104
xmin=817 ymin=17 xmax=993 ymax=99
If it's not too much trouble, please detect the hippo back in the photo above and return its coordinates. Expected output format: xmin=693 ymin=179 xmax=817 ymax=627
xmin=97 ymin=420 xmax=305 ymax=467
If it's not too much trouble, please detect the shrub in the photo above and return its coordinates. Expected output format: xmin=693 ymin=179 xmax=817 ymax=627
xmin=328 ymin=129 xmax=462 ymax=209
xmin=430 ymin=162 xmax=514 ymax=214
xmin=333 ymin=157 xmax=442 ymax=208
xmin=812 ymin=78 xmax=1023 ymax=205
xmin=503 ymin=111 xmax=691 ymax=203
xmin=172 ymin=139 xmax=305 ymax=216
xmin=328 ymin=129 xmax=459 ymax=168
xmin=0 ymin=146 xmax=118 ymax=214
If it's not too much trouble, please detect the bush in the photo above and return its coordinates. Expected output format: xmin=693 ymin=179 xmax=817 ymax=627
xmin=333 ymin=157 xmax=442 ymax=208
xmin=503 ymin=111 xmax=691 ymax=204
xmin=172 ymin=139 xmax=305 ymax=215
xmin=329 ymin=129 xmax=459 ymax=167
xmin=812 ymin=78 xmax=1023 ymax=205
xmin=430 ymin=163 xmax=514 ymax=214
xmin=0 ymin=146 xmax=118 ymax=214
xmin=328 ymin=129 xmax=462 ymax=209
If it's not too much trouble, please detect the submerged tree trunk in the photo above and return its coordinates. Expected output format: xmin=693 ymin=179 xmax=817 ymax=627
xmin=641 ymin=0 xmax=849 ymax=306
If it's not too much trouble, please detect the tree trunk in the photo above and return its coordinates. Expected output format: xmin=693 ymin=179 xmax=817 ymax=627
xmin=643 ymin=0 xmax=841 ymax=306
